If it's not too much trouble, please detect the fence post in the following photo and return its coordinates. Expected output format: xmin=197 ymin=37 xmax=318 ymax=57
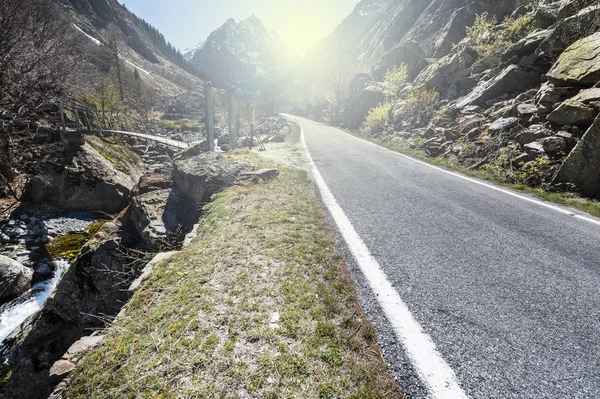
xmin=204 ymin=82 xmax=215 ymax=151
xmin=227 ymin=88 xmax=237 ymax=149
xmin=58 ymin=103 xmax=67 ymax=142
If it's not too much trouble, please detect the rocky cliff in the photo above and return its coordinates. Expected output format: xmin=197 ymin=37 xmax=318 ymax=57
xmin=337 ymin=0 xmax=600 ymax=199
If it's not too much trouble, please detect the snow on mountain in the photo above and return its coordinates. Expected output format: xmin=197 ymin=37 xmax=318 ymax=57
xmin=186 ymin=15 xmax=293 ymax=91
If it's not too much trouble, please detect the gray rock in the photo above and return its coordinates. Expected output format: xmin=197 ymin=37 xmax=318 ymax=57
xmin=489 ymin=117 xmax=519 ymax=134
xmin=547 ymin=100 xmax=598 ymax=126
xmin=372 ymin=41 xmax=428 ymax=81
xmin=542 ymin=136 xmax=567 ymax=153
xmin=173 ymin=152 xmax=253 ymax=205
xmin=457 ymin=65 xmax=541 ymax=108
xmin=517 ymin=103 xmax=538 ymax=116
xmin=553 ymin=115 xmax=600 ymax=198
xmin=547 ymin=32 xmax=600 ymax=86
xmin=27 ymin=143 xmax=143 ymax=213
xmin=512 ymin=152 xmax=537 ymax=167
xmin=502 ymin=28 xmax=554 ymax=61
xmin=536 ymin=82 xmax=579 ymax=105
xmin=523 ymin=141 xmax=545 ymax=156
xmin=572 ymin=88 xmax=600 ymax=103
xmin=538 ymin=4 xmax=600 ymax=59
xmin=0 ymin=255 xmax=33 ymax=301
xmin=515 ymin=125 xmax=553 ymax=145
xmin=556 ymin=131 xmax=577 ymax=147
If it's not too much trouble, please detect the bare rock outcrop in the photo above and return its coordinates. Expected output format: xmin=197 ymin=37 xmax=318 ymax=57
xmin=553 ymin=115 xmax=600 ymax=199
xmin=0 ymin=256 xmax=32 ymax=302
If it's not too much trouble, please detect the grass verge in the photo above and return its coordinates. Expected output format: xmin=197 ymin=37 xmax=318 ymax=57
xmin=345 ymin=129 xmax=600 ymax=218
xmin=62 ymin=152 xmax=403 ymax=399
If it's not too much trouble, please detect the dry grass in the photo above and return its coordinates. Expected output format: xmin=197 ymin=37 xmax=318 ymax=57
xmin=62 ymin=151 xmax=403 ymax=398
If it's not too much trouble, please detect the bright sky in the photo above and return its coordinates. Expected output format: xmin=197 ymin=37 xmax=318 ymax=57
xmin=122 ymin=0 xmax=358 ymax=56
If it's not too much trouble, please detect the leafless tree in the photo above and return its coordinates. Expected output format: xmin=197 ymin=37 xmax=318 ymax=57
xmin=0 ymin=0 xmax=84 ymax=116
xmin=107 ymin=26 xmax=126 ymax=102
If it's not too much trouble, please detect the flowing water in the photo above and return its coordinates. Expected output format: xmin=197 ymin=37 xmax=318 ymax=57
xmin=0 ymin=260 xmax=70 ymax=344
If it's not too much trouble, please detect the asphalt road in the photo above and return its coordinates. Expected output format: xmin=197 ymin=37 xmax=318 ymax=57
xmin=293 ymin=116 xmax=600 ymax=399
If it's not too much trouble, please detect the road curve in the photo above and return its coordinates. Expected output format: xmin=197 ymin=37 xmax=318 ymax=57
xmin=291 ymin=115 xmax=600 ymax=399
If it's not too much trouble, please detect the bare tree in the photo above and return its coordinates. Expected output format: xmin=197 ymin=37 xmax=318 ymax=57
xmin=107 ymin=26 xmax=125 ymax=102
xmin=0 ymin=0 xmax=84 ymax=116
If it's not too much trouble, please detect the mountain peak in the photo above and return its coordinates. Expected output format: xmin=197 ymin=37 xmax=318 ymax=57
xmin=186 ymin=15 xmax=292 ymax=91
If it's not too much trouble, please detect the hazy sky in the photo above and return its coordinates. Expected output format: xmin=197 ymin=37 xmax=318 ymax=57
xmin=122 ymin=0 xmax=359 ymax=55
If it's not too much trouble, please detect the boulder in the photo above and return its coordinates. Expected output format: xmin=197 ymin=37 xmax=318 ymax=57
xmin=553 ymin=115 xmax=600 ymax=199
xmin=27 ymin=143 xmax=142 ymax=213
xmin=542 ymin=136 xmax=567 ymax=153
xmin=535 ymin=82 xmax=579 ymax=105
xmin=501 ymin=28 xmax=554 ymax=61
xmin=547 ymin=32 xmax=600 ymax=87
xmin=555 ymin=131 xmax=577 ymax=147
xmin=572 ymin=88 xmax=600 ymax=103
xmin=413 ymin=44 xmax=478 ymax=94
xmin=517 ymin=103 xmax=539 ymax=116
xmin=130 ymin=189 xmax=183 ymax=248
xmin=546 ymin=99 xmax=598 ymax=126
xmin=0 ymin=256 xmax=32 ymax=301
xmin=523 ymin=141 xmax=545 ymax=156
xmin=489 ymin=117 xmax=519 ymax=134
xmin=131 ymin=171 xmax=173 ymax=196
xmin=48 ymin=360 xmax=74 ymax=384
xmin=456 ymin=65 xmax=541 ymax=108
xmin=173 ymin=152 xmax=253 ymax=205
xmin=515 ymin=124 xmax=553 ymax=145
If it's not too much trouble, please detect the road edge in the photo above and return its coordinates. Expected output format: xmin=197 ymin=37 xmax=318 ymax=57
xmin=289 ymin=116 xmax=469 ymax=399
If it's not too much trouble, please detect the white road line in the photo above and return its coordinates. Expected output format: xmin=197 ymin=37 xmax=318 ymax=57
xmin=297 ymin=122 xmax=469 ymax=399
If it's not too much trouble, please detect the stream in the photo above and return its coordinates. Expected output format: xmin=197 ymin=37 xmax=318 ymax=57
xmin=0 ymin=260 xmax=70 ymax=344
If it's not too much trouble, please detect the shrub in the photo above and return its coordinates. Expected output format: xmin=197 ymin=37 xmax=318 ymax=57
xmin=362 ymin=102 xmax=392 ymax=136
xmin=384 ymin=64 xmax=408 ymax=96
xmin=404 ymin=88 xmax=440 ymax=120
xmin=467 ymin=12 xmax=535 ymax=58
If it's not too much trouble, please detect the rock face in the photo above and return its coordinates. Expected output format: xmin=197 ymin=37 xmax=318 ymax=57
xmin=547 ymin=32 xmax=600 ymax=86
xmin=27 ymin=142 xmax=143 ymax=213
xmin=4 ymin=222 xmax=144 ymax=399
xmin=456 ymin=65 xmax=541 ymax=108
xmin=553 ymin=115 xmax=600 ymax=199
xmin=173 ymin=151 xmax=253 ymax=205
xmin=0 ymin=256 xmax=32 ymax=302
xmin=343 ymin=79 xmax=389 ymax=129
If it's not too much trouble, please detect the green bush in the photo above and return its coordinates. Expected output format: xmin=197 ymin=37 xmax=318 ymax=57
xmin=362 ymin=102 xmax=392 ymax=136
xmin=384 ymin=64 xmax=408 ymax=96
xmin=467 ymin=12 xmax=535 ymax=58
